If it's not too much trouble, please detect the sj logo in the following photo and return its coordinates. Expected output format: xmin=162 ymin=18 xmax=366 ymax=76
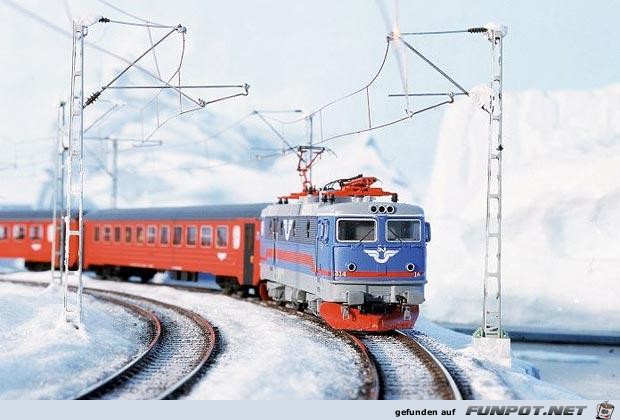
xmin=364 ymin=246 xmax=399 ymax=263
xmin=283 ymin=220 xmax=294 ymax=240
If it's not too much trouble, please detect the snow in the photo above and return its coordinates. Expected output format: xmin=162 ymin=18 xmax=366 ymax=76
xmin=424 ymin=84 xmax=620 ymax=333
xmin=0 ymin=281 xmax=148 ymax=399
xmin=2 ymin=272 xmax=367 ymax=399
xmin=410 ymin=317 xmax=581 ymax=399
xmin=2 ymin=271 xmax=585 ymax=400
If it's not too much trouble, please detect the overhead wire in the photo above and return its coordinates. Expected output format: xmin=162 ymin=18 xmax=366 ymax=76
xmin=95 ymin=0 xmax=169 ymax=27
xmin=0 ymin=0 xmax=204 ymax=108
xmin=280 ymin=39 xmax=392 ymax=127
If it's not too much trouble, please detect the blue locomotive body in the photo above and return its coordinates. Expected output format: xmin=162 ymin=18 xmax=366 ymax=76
xmin=259 ymin=180 xmax=431 ymax=331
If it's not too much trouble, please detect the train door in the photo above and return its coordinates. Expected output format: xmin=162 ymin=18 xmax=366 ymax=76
xmin=271 ymin=217 xmax=277 ymax=265
xmin=242 ymin=223 xmax=255 ymax=285
xmin=316 ymin=218 xmax=331 ymax=279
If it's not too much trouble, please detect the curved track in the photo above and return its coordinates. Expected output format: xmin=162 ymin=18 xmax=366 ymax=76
xmin=1 ymin=278 xmax=469 ymax=400
xmin=257 ymin=300 xmax=381 ymax=400
xmin=132 ymin=283 xmax=381 ymax=399
xmin=76 ymin=289 xmax=217 ymax=399
xmin=135 ymin=282 xmax=467 ymax=400
xmin=354 ymin=331 xmax=462 ymax=400
xmin=404 ymin=330 xmax=478 ymax=399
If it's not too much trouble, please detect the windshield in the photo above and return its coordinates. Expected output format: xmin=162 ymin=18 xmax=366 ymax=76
xmin=386 ymin=219 xmax=421 ymax=242
xmin=337 ymin=218 xmax=376 ymax=242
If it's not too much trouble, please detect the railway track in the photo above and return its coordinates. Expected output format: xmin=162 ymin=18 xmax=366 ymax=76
xmin=112 ymin=282 xmax=468 ymax=400
xmin=76 ymin=289 xmax=217 ymax=399
xmin=354 ymin=331 xmax=462 ymax=400
xmin=0 ymin=279 xmax=218 ymax=400
xmin=2 ymin=278 xmax=470 ymax=400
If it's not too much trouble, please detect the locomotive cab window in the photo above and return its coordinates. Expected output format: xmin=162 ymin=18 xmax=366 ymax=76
xmin=29 ymin=224 xmax=42 ymax=240
xmin=0 ymin=225 xmax=7 ymax=240
xmin=386 ymin=219 xmax=421 ymax=242
xmin=12 ymin=224 xmax=25 ymax=241
xmin=216 ymin=226 xmax=228 ymax=248
xmin=336 ymin=218 xmax=376 ymax=242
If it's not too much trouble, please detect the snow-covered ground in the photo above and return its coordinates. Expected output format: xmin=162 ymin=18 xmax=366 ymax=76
xmin=0 ymin=270 xmax=585 ymax=400
xmin=1 ymin=272 xmax=366 ymax=399
xmin=410 ymin=318 xmax=580 ymax=400
xmin=0 ymin=281 xmax=148 ymax=399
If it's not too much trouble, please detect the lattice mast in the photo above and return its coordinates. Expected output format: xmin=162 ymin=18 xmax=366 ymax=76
xmin=50 ymin=101 xmax=67 ymax=286
xmin=62 ymin=21 xmax=87 ymax=325
xmin=481 ymin=25 xmax=507 ymax=339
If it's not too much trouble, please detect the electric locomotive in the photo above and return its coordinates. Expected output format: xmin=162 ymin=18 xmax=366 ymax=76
xmin=259 ymin=175 xmax=431 ymax=332
xmin=0 ymin=175 xmax=431 ymax=332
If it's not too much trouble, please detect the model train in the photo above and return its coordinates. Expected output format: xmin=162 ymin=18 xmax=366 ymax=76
xmin=0 ymin=175 xmax=430 ymax=331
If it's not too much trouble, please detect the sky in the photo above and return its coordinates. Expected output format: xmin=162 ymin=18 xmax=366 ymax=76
xmin=0 ymin=0 xmax=618 ymax=200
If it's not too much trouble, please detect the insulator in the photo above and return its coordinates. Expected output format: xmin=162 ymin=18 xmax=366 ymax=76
xmin=85 ymin=91 xmax=101 ymax=107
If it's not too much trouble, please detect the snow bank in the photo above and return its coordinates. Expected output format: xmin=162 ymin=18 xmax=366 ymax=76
xmin=412 ymin=317 xmax=581 ymax=399
xmin=0 ymin=282 xmax=148 ymax=399
xmin=424 ymin=84 xmax=620 ymax=333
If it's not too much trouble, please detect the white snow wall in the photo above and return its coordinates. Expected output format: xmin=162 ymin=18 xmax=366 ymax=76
xmin=424 ymin=84 xmax=620 ymax=332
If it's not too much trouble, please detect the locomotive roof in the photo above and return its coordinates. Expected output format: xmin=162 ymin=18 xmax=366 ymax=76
xmin=85 ymin=203 xmax=268 ymax=221
xmin=261 ymin=200 xmax=425 ymax=218
xmin=0 ymin=210 xmax=55 ymax=221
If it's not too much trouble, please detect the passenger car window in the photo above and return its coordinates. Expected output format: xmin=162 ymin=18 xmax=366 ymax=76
xmin=124 ymin=226 xmax=132 ymax=243
xmin=0 ymin=225 xmax=7 ymax=240
xmin=386 ymin=219 xmax=421 ymax=242
xmin=13 ymin=225 xmax=25 ymax=240
xmin=136 ymin=226 xmax=144 ymax=244
xmin=336 ymin=219 xmax=376 ymax=242
xmin=103 ymin=226 xmax=111 ymax=242
xmin=200 ymin=226 xmax=212 ymax=247
xmin=29 ymin=224 xmax=42 ymax=240
xmin=160 ymin=225 xmax=169 ymax=245
xmin=147 ymin=226 xmax=156 ymax=244
xmin=186 ymin=226 xmax=197 ymax=246
xmin=216 ymin=226 xmax=228 ymax=248
xmin=173 ymin=226 xmax=182 ymax=245
xmin=114 ymin=226 xmax=121 ymax=243
xmin=94 ymin=226 xmax=100 ymax=242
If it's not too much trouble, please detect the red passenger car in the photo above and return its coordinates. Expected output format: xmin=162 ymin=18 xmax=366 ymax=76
xmin=0 ymin=210 xmax=78 ymax=270
xmin=83 ymin=204 xmax=265 ymax=289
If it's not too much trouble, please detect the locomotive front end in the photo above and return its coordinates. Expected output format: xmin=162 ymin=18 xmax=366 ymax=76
xmin=316 ymin=201 xmax=430 ymax=331
xmin=259 ymin=175 xmax=431 ymax=332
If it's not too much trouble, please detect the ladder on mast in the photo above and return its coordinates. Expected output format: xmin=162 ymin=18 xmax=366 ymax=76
xmin=62 ymin=22 xmax=86 ymax=326
xmin=50 ymin=102 xmax=67 ymax=287
xmin=482 ymin=25 xmax=506 ymax=339
xmin=473 ymin=23 xmax=511 ymax=366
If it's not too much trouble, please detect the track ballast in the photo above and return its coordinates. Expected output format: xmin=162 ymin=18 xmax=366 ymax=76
xmin=76 ymin=289 xmax=217 ymax=400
